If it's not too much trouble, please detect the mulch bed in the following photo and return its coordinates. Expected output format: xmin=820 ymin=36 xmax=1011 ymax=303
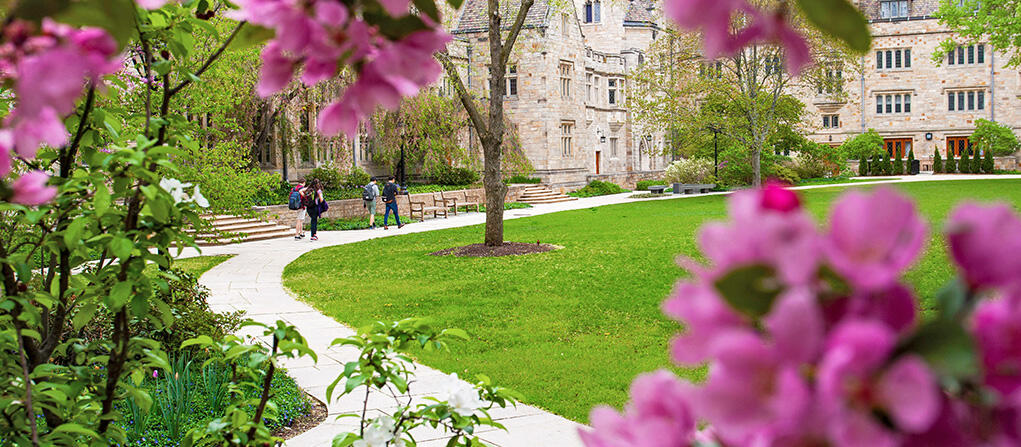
xmin=430 ymin=242 xmax=562 ymax=258
xmin=275 ymin=390 xmax=329 ymax=440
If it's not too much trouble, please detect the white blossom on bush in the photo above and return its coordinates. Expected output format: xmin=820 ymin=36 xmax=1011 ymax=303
xmin=159 ymin=177 xmax=209 ymax=208
xmin=439 ymin=373 xmax=486 ymax=417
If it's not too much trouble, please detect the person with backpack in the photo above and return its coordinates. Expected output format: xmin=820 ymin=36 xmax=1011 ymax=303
xmin=382 ymin=176 xmax=404 ymax=230
xmin=362 ymin=178 xmax=380 ymax=229
xmin=288 ymin=181 xmax=306 ymax=240
xmin=304 ymin=178 xmax=325 ymax=241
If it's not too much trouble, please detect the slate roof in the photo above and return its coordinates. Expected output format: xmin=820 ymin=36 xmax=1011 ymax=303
xmin=454 ymin=0 xmax=550 ymax=34
xmin=623 ymin=0 xmax=657 ymax=25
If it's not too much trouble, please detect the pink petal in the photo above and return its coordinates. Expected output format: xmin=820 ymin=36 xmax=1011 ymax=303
xmin=10 ymin=171 xmax=56 ymax=206
xmin=875 ymin=355 xmax=940 ymax=433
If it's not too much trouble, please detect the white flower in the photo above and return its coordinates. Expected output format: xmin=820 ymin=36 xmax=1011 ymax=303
xmin=159 ymin=177 xmax=192 ymax=204
xmin=192 ymin=185 xmax=209 ymax=208
xmin=439 ymin=374 xmax=485 ymax=417
xmin=353 ymin=416 xmax=397 ymax=447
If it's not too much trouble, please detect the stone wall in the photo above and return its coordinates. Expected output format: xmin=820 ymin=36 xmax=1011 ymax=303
xmin=585 ymin=170 xmax=664 ymax=189
xmin=258 ymin=185 xmax=533 ymax=226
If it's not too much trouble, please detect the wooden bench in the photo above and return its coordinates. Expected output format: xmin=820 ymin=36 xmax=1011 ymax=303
xmin=409 ymin=193 xmax=449 ymax=219
xmin=442 ymin=190 xmax=481 ymax=214
xmin=673 ymin=183 xmax=716 ymax=195
xmin=648 ymin=185 xmax=668 ymax=195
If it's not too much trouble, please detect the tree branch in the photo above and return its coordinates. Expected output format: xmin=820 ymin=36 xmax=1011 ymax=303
xmin=499 ymin=0 xmax=535 ymax=67
xmin=168 ymin=21 xmax=246 ymax=96
xmin=436 ymin=52 xmax=489 ymax=139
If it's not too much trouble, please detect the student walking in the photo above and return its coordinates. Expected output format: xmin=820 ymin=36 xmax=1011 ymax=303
xmin=382 ymin=176 xmax=404 ymax=230
xmin=362 ymin=178 xmax=380 ymax=229
xmin=305 ymin=179 xmax=325 ymax=241
xmin=289 ymin=181 xmax=306 ymax=240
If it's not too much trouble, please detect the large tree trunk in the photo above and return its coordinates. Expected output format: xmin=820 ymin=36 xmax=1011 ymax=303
xmin=483 ymin=0 xmax=506 ymax=246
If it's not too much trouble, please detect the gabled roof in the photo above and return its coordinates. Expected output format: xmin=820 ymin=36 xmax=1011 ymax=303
xmin=623 ymin=0 xmax=657 ymax=26
xmin=454 ymin=0 xmax=550 ymax=34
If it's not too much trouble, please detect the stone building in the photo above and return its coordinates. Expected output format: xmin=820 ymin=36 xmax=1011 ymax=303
xmin=445 ymin=0 xmax=669 ymax=189
xmin=803 ymin=0 xmax=1021 ymax=170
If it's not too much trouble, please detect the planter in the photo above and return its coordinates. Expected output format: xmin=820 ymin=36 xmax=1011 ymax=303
xmin=672 ymin=183 xmax=717 ymax=195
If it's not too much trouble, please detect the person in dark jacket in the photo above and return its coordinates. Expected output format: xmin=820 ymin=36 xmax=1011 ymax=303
xmin=382 ymin=176 xmax=404 ymax=230
xmin=304 ymin=179 xmax=325 ymax=240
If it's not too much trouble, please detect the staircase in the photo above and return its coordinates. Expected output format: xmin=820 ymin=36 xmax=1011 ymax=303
xmin=191 ymin=215 xmax=294 ymax=246
xmin=517 ymin=185 xmax=577 ymax=205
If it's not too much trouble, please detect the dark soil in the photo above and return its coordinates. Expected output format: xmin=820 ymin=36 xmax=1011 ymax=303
xmin=275 ymin=390 xmax=328 ymax=440
xmin=430 ymin=242 xmax=562 ymax=258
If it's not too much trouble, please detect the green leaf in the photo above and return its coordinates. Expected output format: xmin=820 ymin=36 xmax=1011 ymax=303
xmin=795 ymin=0 xmax=872 ymax=53
xmin=441 ymin=328 xmax=469 ymax=341
xmin=713 ymin=264 xmax=783 ymax=318
xmin=63 ymin=218 xmax=88 ymax=248
xmin=345 ymin=375 xmax=366 ymax=393
xmin=93 ymin=180 xmax=111 ymax=215
xmin=107 ymin=281 xmax=133 ymax=309
xmin=55 ymin=0 xmax=138 ymax=48
xmin=899 ymin=319 xmax=978 ymax=379
xmin=109 ymin=236 xmax=133 ymax=260
xmin=52 ymin=423 xmax=99 ymax=438
xmin=412 ymin=0 xmax=440 ymax=23
xmin=936 ymin=277 xmax=968 ymax=321
xmin=72 ymin=303 xmax=98 ymax=330
xmin=229 ymin=24 xmax=274 ymax=50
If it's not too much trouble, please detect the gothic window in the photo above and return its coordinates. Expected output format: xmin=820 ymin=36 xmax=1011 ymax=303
xmin=561 ymin=122 xmax=574 ymax=157
xmin=560 ymin=62 xmax=572 ymax=99
xmin=608 ymin=79 xmax=617 ymax=105
xmin=506 ymin=64 xmax=518 ymax=97
xmin=584 ymin=0 xmax=601 ymax=23
xmin=880 ymin=0 xmax=908 ymax=18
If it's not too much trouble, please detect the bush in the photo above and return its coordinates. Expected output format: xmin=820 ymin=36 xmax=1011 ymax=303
xmin=433 ymin=165 xmax=479 ymax=185
xmin=769 ymin=164 xmax=801 ymax=185
xmin=907 ymin=149 xmax=916 ymax=174
xmin=858 ymin=158 xmax=868 ymax=176
xmin=946 ymin=147 xmax=957 ymax=173
xmin=790 ymin=143 xmax=847 ymax=180
xmin=839 ymin=129 xmax=884 ymax=161
xmin=880 ymin=152 xmax=892 ymax=175
xmin=934 ymin=149 xmax=943 ymax=173
xmin=568 ymin=180 xmax=627 ymax=198
xmin=306 ymin=163 xmax=345 ymax=189
xmin=345 ymin=166 xmax=372 ymax=188
xmin=506 ymin=174 xmax=541 ymax=184
xmin=894 ymin=151 xmax=904 ymax=175
xmin=176 ymin=141 xmax=281 ymax=212
xmin=972 ymin=119 xmax=1021 ymax=156
xmin=960 ymin=150 xmax=971 ymax=174
xmin=636 ymin=180 xmax=668 ymax=190
xmin=972 ymin=149 xmax=983 ymax=174
xmin=664 ymin=158 xmax=717 ymax=184
xmin=984 ymin=149 xmax=995 ymax=173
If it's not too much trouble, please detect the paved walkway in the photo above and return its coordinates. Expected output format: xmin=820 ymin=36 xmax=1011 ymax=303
xmin=180 ymin=174 xmax=1020 ymax=446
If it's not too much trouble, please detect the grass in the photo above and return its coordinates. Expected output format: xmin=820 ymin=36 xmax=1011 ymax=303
xmin=159 ymin=255 xmax=235 ymax=277
xmin=282 ymin=179 xmax=1021 ymax=422
xmin=796 ymin=176 xmax=899 ymax=186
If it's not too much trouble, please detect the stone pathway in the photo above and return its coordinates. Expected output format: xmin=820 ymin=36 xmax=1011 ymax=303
xmin=180 ymin=174 xmax=1021 ymax=446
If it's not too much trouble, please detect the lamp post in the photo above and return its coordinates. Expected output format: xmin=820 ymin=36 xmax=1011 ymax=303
xmin=707 ymin=125 xmax=720 ymax=178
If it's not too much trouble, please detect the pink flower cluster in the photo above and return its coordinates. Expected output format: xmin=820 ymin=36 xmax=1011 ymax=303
xmin=664 ymin=0 xmax=810 ymax=74
xmin=581 ymin=183 xmax=1021 ymax=447
xmin=231 ymin=0 xmax=451 ymax=138
xmin=0 ymin=19 xmax=120 ymax=205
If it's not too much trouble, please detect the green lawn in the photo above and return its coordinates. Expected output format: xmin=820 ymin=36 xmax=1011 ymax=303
xmin=170 ymin=255 xmax=235 ymax=277
xmin=282 ymin=180 xmax=1021 ymax=422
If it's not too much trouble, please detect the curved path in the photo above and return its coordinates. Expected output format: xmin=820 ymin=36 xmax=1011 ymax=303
xmin=178 ymin=174 xmax=1020 ymax=446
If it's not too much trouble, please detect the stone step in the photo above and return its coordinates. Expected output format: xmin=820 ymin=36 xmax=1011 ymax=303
xmin=206 ymin=221 xmax=280 ymax=233
xmin=194 ymin=224 xmax=292 ymax=238
xmin=195 ymin=229 xmax=295 ymax=246
xmin=518 ymin=192 xmax=561 ymax=199
xmin=519 ymin=196 xmax=577 ymax=204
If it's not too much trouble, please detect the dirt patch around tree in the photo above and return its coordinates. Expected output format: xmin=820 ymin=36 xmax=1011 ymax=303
xmin=275 ymin=390 xmax=329 ymax=440
xmin=430 ymin=242 xmax=562 ymax=258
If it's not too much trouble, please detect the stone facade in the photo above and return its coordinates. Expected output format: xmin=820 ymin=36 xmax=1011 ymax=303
xmin=447 ymin=0 xmax=670 ymax=189
xmin=802 ymin=0 xmax=1021 ymax=171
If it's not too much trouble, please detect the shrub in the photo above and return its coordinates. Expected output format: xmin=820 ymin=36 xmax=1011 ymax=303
xmin=664 ymin=158 xmax=717 ymax=184
xmin=984 ymin=149 xmax=995 ymax=173
xmin=907 ymin=149 xmax=916 ymax=174
xmin=972 ymin=119 xmax=1021 ymax=156
xmin=792 ymin=142 xmax=848 ymax=180
xmin=934 ymin=149 xmax=943 ymax=173
xmin=306 ymin=163 xmax=345 ymax=189
xmin=839 ymin=129 xmax=884 ymax=161
xmin=569 ymin=180 xmax=627 ymax=197
xmin=869 ymin=154 xmax=881 ymax=176
xmin=878 ymin=152 xmax=890 ymax=175
xmin=345 ymin=166 xmax=372 ymax=188
xmin=433 ymin=165 xmax=479 ymax=185
xmin=636 ymin=180 xmax=668 ymax=190
xmin=972 ymin=149 xmax=983 ymax=174
xmin=506 ymin=174 xmax=541 ymax=184
xmin=176 ymin=141 xmax=281 ymax=212
xmin=960 ymin=150 xmax=972 ymax=173
xmin=769 ymin=164 xmax=800 ymax=185
xmin=858 ymin=158 xmax=868 ymax=176
xmin=946 ymin=147 xmax=957 ymax=173
xmin=894 ymin=151 xmax=904 ymax=175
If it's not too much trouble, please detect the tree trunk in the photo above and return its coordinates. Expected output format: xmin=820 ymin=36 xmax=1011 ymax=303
xmin=482 ymin=136 xmax=507 ymax=246
xmin=751 ymin=146 xmax=762 ymax=186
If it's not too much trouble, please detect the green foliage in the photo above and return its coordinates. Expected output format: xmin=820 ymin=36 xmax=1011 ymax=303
xmin=795 ymin=0 xmax=872 ymax=52
xmin=568 ymin=181 xmax=628 ymax=198
xmin=984 ymin=149 xmax=996 ymax=173
xmin=175 ymin=140 xmax=282 ymax=212
xmin=934 ymin=149 xmax=943 ymax=173
xmin=880 ymin=152 xmax=892 ymax=175
xmin=908 ymin=148 xmax=916 ymax=174
xmin=306 ymin=163 xmax=346 ymax=190
xmin=839 ymin=129 xmax=884 ymax=160
xmin=946 ymin=147 xmax=958 ymax=173
xmin=636 ymin=180 xmax=669 ymax=191
xmin=664 ymin=158 xmax=717 ymax=184
xmin=345 ymin=166 xmax=372 ymax=188
xmin=318 ymin=216 xmax=420 ymax=231
xmin=432 ymin=165 xmax=480 ymax=186
xmin=858 ymin=158 xmax=869 ymax=176
xmin=960 ymin=149 xmax=972 ymax=174
xmin=894 ymin=151 xmax=905 ymax=175
xmin=770 ymin=164 xmax=801 ymax=185
xmin=972 ymin=149 xmax=983 ymax=174
xmin=505 ymin=174 xmax=541 ymax=184
xmin=936 ymin=0 xmax=1021 ymax=67
xmin=790 ymin=142 xmax=848 ymax=179
xmin=369 ymin=92 xmax=471 ymax=177
xmin=971 ymin=119 xmax=1021 ymax=156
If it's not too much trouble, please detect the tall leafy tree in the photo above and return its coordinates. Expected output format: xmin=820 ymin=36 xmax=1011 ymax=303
xmin=437 ymin=0 xmax=535 ymax=246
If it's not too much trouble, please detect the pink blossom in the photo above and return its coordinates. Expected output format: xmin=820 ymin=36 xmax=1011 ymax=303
xmin=256 ymin=43 xmax=295 ymax=97
xmin=822 ymin=284 xmax=918 ymax=334
xmin=688 ymin=330 xmax=812 ymax=445
xmin=578 ymin=370 xmax=695 ymax=447
xmin=11 ymin=108 xmax=70 ymax=157
xmin=973 ymin=295 xmax=1021 ymax=397
xmin=10 ymin=171 xmax=56 ymax=206
xmin=764 ymin=288 xmax=824 ymax=364
xmin=731 ymin=11 xmax=812 ymax=75
xmin=0 ymin=130 xmax=11 ymax=177
xmin=377 ymin=0 xmax=412 ymax=17
xmin=946 ymin=203 xmax=1021 ymax=290
xmin=663 ymin=0 xmax=747 ymax=58
xmin=824 ymin=188 xmax=927 ymax=291
xmin=698 ymin=187 xmax=821 ymax=285
xmin=662 ymin=281 xmax=743 ymax=365
xmin=817 ymin=321 xmax=940 ymax=446
xmin=759 ymin=179 xmax=800 ymax=212
xmin=136 ymin=0 xmax=169 ymax=8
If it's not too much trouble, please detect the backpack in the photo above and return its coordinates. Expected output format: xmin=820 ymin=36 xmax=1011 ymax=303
xmin=287 ymin=188 xmax=302 ymax=210
xmin=362 ymin=183 xmax=376 ymax=201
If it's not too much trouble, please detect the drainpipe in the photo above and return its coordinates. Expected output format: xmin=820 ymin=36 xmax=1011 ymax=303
xmin=991 ymin=48 xmax=996 ymax=122
xmin=860 ymin=55 xmax=866 ymax=133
